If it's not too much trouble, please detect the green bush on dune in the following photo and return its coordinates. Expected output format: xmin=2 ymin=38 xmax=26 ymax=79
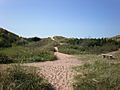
xmin=0 ymin=53 xmax=14 ymax=64
xmin=27 ymin=51 xmax=57 ymax=62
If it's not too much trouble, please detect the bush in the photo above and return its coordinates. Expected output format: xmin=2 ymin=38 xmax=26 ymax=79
xmin=58 ymin=45 xmax=87 ymax=55
xmin=15 ymin=38 xmax=28 ymax=46
xmin=28 ymin=51 xmax=57 ymax=62
xmin=0 ymin=65 xmax=54 ymax=90
xmin=27 ymin=37 xmax=41 ymax=42
xmin=0 ymin=53 xmax=13 ymax=64
xmin=0 ymin=38 xmax=12 ymax=47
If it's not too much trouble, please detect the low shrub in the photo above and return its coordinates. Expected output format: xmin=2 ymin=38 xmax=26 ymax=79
xmin=0 ymin=53 xmax=14 ymax=64
xmin=15 ymin=38 xmax=28 ymax=46
xmin=27 ymin=51 xmax=57 ymax=62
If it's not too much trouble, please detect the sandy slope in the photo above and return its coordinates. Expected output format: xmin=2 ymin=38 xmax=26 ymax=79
xmin=25 ymin=52 xmax=82 ymax=90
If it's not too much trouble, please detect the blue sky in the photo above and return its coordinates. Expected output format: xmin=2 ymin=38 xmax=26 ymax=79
xmin=0 ymin=0 xmax=120 ymax=38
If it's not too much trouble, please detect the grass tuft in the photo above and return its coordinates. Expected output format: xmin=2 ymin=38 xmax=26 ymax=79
xmin=0 ymin=65 xmax=54 ymax=90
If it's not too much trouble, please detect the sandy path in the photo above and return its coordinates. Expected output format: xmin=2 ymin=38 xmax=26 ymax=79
xmin=25 ymin=52 xmax=82 ymax=90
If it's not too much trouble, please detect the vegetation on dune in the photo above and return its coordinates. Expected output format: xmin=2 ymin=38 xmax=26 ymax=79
xmin=0 ymin=28 xmax=120 ymax=90
xmin=0 ymin=65 xmax=54 ymax=90
xmin=0 ymin=53 xmax=14 ymax=64
xmin=59 ymin=38 xmax=120 ymax=54
xmin=0 ymin=45 xmax=57 ymax=64
xmin=0 ymin=29 xmax=56 ymax=89
xmin=0 ymin=28 xmax=20 ymax=47
xmin=53 ymin=36 xmax=67 ymax=43
xmin=73 ymin=55 xmax=120 ymax=90
xmin=0 ymin=36 xmax=57 ymax=64
xmin=0 ymin=28 xmax=41 ymax=48
xmin=27 ymin=37 xmax=41 ymax=42
xmin=65 ymin=37 xmax=120 ymax=90
xmin=54 ymin=36 xmax=120 ymax=90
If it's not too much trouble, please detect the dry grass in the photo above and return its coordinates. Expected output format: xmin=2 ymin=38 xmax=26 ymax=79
xmin=73 ymin=54 xmax=120 ymax=90
xmin=0 ymin=64 xmax=54 ymax=90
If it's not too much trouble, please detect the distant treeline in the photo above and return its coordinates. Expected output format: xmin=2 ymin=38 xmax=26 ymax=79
xmin=67 ymin=38 xmax=120 ymax=47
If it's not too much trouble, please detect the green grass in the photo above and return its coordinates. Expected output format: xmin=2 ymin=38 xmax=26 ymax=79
xmin=0 ymin=39 xmax=57 ymax=64
xmin=58 ymin=45 xmax=86 ymax=55
xmin=0 ymin=65 xmax=54 ymax=90
xmin=73 ymin=54 xmax=120 ymax=90
xmin=0 ymin=47 xmax=56 ymax=63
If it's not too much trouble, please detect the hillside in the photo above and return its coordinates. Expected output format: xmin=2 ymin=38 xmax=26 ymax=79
xmin=58 ymin=37 xmax=120 ymax=54
xmin=0 ymin=27 xmax=120 ymax=55
xmin=0 ymin=28 xmax=20 ymax=47
xmin=0 ymin=28 xmax=42 ymax=48
xmin=0 ymin=29 xmax=57 ymax=63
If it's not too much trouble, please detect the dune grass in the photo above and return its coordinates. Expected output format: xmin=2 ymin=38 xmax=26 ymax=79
xmin=0 ymin=65 xmax=54 ymax=90
xmin=73 ymin=54 xmax=120 ymax=90
xmin=0 ymin=38 xmax=57 ymax=64
xmin=0 ymin=46 xmax=56 ymax=63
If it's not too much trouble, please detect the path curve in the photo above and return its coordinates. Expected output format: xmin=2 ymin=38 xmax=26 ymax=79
xmin=25 ymin=52 xmax=82 ymax=90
